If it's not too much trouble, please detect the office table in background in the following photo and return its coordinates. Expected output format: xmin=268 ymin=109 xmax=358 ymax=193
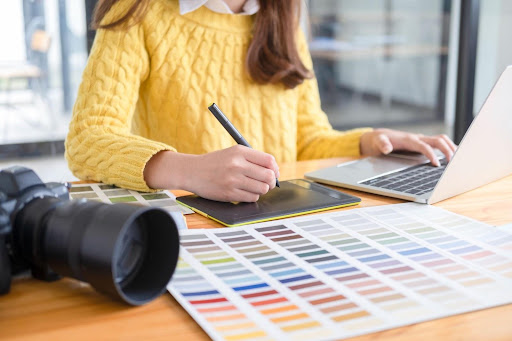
xmin=1 ymin=157 xmax=512 ymax=341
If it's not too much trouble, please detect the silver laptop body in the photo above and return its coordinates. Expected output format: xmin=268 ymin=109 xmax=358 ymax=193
xmin=305 ymin=66 xmax=512 ymax=204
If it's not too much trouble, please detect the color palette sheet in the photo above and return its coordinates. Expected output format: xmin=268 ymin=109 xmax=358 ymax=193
xmin=168 ymin=203 xmax=512 ymax=341
xmin=69 ymin=183 xmax=193 ymax=216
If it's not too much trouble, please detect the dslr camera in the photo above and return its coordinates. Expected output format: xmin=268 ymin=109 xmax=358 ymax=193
xmin=0 ymin=166 xmax=180 ymax=305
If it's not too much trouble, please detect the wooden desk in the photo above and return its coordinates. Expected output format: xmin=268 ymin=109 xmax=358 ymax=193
xmin=2 ymin=157 xmax=512 ymax=340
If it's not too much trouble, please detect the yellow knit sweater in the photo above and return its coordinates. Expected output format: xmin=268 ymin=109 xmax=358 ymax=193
xmin=65 ymin=0 xmax=370 ymax=192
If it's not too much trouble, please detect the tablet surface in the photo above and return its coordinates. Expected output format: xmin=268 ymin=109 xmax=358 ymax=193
xmin=176 ymin=179 xmax=361 ymax=227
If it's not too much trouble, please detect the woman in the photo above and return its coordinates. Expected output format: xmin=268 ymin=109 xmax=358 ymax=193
xmin=65 ymin=0 xmax=456 ymax=202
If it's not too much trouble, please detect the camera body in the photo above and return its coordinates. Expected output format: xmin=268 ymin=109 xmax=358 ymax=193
xmin=0 ymin=166 xmax=69 ymax=294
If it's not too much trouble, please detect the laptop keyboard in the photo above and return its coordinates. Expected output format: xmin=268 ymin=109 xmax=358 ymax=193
xmin=360 ymin=159 xmax=448 ymax=195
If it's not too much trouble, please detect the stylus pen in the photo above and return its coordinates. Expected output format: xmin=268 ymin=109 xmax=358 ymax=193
xmin=208 ymin=102 xmax=280 ymax=188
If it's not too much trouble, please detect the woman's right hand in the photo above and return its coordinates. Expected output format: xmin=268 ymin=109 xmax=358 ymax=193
xmin=144 ymin=145 xmax=280 ymax=202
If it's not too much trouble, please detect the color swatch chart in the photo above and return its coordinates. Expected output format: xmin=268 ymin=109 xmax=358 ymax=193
xmin=168 ymin=203 xmax=512 ymax=341
xmin=69 ymin=183 xmax=193 ymax=215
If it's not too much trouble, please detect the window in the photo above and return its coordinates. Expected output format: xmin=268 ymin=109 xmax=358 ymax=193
xmin=0 ymin=0 xmax=87 ymax=152
xmin=306 ymin=0 xmax=456 ymax=136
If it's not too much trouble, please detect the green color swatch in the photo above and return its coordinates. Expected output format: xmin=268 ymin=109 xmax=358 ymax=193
xmin=110 ymin=196 xmax=137 ymax=203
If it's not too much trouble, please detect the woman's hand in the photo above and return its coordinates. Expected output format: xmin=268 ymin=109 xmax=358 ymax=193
xmin=144 ymin=145 xmax=279 ymax=202
xmin=360 ymin=128 xmax=457 ymax=166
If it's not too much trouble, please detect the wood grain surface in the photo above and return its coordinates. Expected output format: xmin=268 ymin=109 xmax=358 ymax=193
xmin=2 ymin=157 xmax=512 ymax=340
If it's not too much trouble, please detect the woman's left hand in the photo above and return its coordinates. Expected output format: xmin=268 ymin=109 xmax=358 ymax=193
xmin=360 ymin=128 xmax=457 ymax=166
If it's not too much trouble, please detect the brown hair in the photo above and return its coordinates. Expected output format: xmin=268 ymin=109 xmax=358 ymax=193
xmin=92 ymin=0 xmax=149 ymax=30
xmin=92 ymin=0 xmax=312 ymax=88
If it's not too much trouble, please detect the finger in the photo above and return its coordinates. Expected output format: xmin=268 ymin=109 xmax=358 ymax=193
xmin=237 ymin=176 xmax=271 ymax=196
xmin=243 ymin=163 xmax=276 ymax=190
xmin=230 ymin=188 xmax=260 ymax=203
xmin=376 ymin=133 xmax=393 ymax=154
xmin=440 ymin=134 xmax=457 ymax=152
xmin=422 ymin=136 xmax=453 ymax=161
xmin=243 ymin=149 xmax=280 ymax=179
xmin=407 ymin=138 xmax=440 ymax=166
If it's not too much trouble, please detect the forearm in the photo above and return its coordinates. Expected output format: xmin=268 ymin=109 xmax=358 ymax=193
xmin=65 ymin=123 xmax=175 ymax=191
xmin=143 ymin=146 xmax=279 ymax=202
xmin=143 ymin=151 xmax=196 ymax=191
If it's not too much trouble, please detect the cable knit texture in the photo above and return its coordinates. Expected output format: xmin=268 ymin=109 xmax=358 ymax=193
xmin=65 ymin=0 xmax=371 ymax=192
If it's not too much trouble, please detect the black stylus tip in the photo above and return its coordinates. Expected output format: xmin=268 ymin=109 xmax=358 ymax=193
xmin=276 ymin=179 xmax=280 ymax=188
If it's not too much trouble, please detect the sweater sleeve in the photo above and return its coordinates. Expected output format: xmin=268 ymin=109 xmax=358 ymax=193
xmin=295 ymin=30 xmax=372 ymax=161
xmin=65 ymin=4 xmax=175 ymax=192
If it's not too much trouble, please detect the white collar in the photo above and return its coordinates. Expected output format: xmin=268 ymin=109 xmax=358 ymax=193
xmin=179 ymin=0 xmax=259 ymax=15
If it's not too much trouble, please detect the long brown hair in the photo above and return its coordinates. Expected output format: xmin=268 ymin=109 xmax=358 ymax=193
xmin=92 ymin=0 xmax=312 ymax=88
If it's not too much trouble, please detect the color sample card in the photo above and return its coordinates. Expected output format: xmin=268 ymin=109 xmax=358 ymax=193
xmin=69 ymin=183 xmax=193 ymax=216
xmin=168 ymin=203 xmax=512 ymax=341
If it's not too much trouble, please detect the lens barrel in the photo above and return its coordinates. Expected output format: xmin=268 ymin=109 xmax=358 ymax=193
xmin=0 ymin=236 xmax=10 ymax=294
xmin=15 ymin=198 xmax=180 ymax=305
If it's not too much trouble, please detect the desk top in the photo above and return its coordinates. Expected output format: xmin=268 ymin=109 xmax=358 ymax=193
xmin=2 ymin=157 xmax=512 ymax=341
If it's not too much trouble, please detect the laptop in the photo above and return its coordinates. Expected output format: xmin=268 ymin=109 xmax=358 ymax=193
xmin=305 ymin=66 xmax=512 ymax=204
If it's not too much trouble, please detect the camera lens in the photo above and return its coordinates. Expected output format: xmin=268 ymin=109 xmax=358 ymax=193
xmin=0 ymin=236 xmax=10 ymax=294
xmin=14 ymin=198 xmax=180 ymax=305
xmin=115 ymin=222 xmax=146 ymax=285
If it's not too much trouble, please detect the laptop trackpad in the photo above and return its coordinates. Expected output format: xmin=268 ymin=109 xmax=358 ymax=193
xmin=338 ymin=156 xmax=422 ymax=181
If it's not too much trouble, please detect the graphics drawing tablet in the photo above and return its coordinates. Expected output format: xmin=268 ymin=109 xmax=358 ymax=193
xmin=177 ymin=179 xmax=361 ymax=227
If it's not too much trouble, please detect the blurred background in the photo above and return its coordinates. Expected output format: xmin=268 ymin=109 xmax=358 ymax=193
xmin=0 ymin=0 xmax=87 ymax=157
xmin=0 ymin=0 xmax=511 ymax=167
